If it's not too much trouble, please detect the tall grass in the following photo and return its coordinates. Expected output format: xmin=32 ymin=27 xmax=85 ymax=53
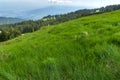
xmin=0 ymin=10 xmax=120 ymax=80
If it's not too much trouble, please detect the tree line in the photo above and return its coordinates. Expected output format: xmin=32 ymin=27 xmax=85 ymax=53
xmin=0 ymin=4 xmax=120 ymax=42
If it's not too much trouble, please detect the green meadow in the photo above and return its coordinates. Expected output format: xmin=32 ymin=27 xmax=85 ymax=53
xmin=0 ymin=10 xmax=120 ymax=80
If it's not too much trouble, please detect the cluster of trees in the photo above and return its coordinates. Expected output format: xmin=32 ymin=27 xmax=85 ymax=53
xmin=0 ymin=4 xmax=120 ymax=42
xmin=0 ymin=28 xmax=21 ymax=41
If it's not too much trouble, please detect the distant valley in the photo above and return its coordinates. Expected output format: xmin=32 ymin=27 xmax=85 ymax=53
xmin=0 ymin=17 xmax=24 ymax=24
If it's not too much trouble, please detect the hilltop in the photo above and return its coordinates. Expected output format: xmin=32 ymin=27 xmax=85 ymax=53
xmin=0 ymin=10 xmax=120 ymax=80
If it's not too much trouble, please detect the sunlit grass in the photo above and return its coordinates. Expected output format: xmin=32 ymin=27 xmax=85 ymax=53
xmin=0 ymin=10 xmax=120 ymax=80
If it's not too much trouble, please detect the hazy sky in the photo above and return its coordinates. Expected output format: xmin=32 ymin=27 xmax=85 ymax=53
xmin=0 ymin=0 xmax=120 ymax=11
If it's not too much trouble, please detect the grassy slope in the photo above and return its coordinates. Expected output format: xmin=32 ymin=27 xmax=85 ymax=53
xmin=0 ymin=10 xmax=120 ymax=80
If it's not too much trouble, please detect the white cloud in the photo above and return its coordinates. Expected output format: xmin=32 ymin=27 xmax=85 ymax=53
xmin=48 ymin=0 xmax=72 ymax=4
xmin=0 ymin=0 xmax=120 ymax=11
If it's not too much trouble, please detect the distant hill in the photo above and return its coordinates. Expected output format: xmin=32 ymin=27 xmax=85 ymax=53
xmin=0 ymin=17 xmax=24 ymax=24
xmin=23 ymin=5 xmax=83 ymax=20
xmin=0 ymin=5 xmax=83 ymax=20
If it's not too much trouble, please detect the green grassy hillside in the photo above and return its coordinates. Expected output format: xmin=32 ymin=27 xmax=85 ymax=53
xmin=0 ymin=10 xmax=120 ymax=80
